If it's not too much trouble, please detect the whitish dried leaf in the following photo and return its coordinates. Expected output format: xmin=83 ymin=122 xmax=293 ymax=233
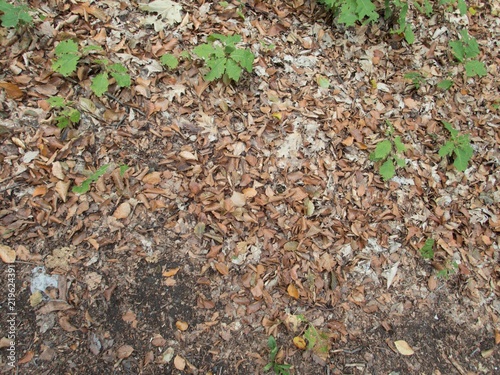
xmin=394 ymin=340 xmax=414 ymax=356
xmin=481 ymin=348 xmax=494 ymax=358
xmin=113 ymin=202 xmax=131 ymax=219
xmin=162 ymin=267 xmax=180 ymax=277
xmin=142 ymin=172 xmax=162 ymax=185
xmin=139 ymin=0 xmax=183 ymax=31
xmin=117 ymin=344 xmax=134 ymax=359
xmin=0 ymin=244 xmax=16 ymax=263
xmin=284 ymin=241 xmax=299 ymax=251
xmin=293 ymin=336 xmax=307 ymax=350
xmin=174 ymin=355 xmax=186 ymax=370
xmin=287 ymin=284 xmax=299 ymax=299
xmin=59 ymin=316 xmax=78 ymax=332
xmin=84 ymin=272 xmax=102 ymax=291
xmin=52 ymin=161 xmax=65 ymax=180
xmin=0 ymin=337 xmax=12 ymax=348
xmin=175 ymin=320 xmax=188 ymax=331
xmin=157 ymin=347 xmax=175 ymax=364
xmin=230 ymin=191 xmax=246 ymax=207
xmin=55 ymin=180 xmax=71 ymax=202
xmin=179 ymin=150 xmax=197 ymax=160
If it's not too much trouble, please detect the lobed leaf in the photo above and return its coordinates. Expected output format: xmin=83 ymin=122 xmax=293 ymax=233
xmin=465 ymin=60 xmax=487 ymax=77
xmin=371 ymin=139 xmax=392 ymax=161
xmin=205 ymin=57 xmax=227 ymax=81
xmin=91 ymin=72 xmax=109 ymax=97
xmin=225 ymin=58 xmax=242 ymax=82
xmin=160 ymin=53 xmax=179 ymax=69
xmin=453 ymin=143 xmax=473 ymax=172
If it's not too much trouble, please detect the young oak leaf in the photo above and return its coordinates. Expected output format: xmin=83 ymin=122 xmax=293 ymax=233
xmin=52 ymin=40 xmax=80 ymax=76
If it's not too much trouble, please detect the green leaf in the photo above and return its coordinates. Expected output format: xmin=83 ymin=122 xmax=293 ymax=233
xmin=338 ymin=0 xmax=358 ymax=26
xmin=47 ymin=96 xmax=65 ymax=108
xmin=439 ymin=141 xmax=455 ymax=157
xmin=160 ymin=53 xmax=179 ymax=69
xmin=371 ymin=139 xmax=392 ymax=161
xmin=457 ymin=0 xmax=467 ymax=15
xmin=55 ymin=116 xmax=70 ymax=129
xmin=230 ymin=48 xmax=254 ymax=72
xmin=394 ymin=136 xmax=407 ymax=152
xmin=442 ymin=121 xmax=459 ymax=137
xmin=204 ymin=57 xmax=227 ymax=81
xmin=316 ymin=75 xmax=330 ymax=88
xmin=0 ymin=1 xmax=32 ymax=28
xmin=453 ymin=143 xmax=473 ymax=171
xmin=437 ymin=79 xmax=453 ymax=90
xmin=419 ymin=238 xmax=435 ymax=259
xmin=225 ymin=58 xmax=242 ymax=82
xmin=465 ymin=60 xmax=487 ymax=77
xmin=193 ymin=44 xmax=214 ymax=59
xmin=81 ymin=45 xmax=103 ymax=54
xmin=356 ymin=0 xmax=378 ymax=23
xmin=395 ymin=155 xmax=406 ymax=167
xmin=52 ymin=40 xmax=80 ymax=76
xmin=449 ymin=40 xmax=465 ymax=62
xmin=67 ymin=108 xmax=81 ymax=123
xmin=91 ymin=72 xmax=109 ymax=97
xmin=379 ymin=159 xmax=395 ymax=181
xmin=72 ymin=164 xmax=110 ymax=194
xmin=119 ymin=164 xmax=129 ymax=176
xmin=109 ymin=63 xmax=131 ymax=87
xmin=404 ymin=26 xmax=415 ymax=44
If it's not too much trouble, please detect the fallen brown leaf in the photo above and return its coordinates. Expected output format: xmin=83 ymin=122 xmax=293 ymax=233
xmin=0 ymin=244 xmax=16 ymax=263
xmin=117 ymin=345 xmax=134 ymax=359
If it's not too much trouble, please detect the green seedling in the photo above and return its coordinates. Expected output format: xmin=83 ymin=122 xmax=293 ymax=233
xmin=304 ymin=324 xmax=330 ymax=357
xmin=47 ymin=96 xmax=81 ymax=129
xmin=436 ymin=260 xmax=458 ymax=279
xmin=419 ymin=238 xmax=435 ymax=259
xmin=263 ymin=336 xmax=291 ymax=375
xmin=193 ymin=33 xmax=254 ymax=83
xmin=160 ymin=53 xmax=179 ymax=69
xmin=52 ymin=41 xmax=130 ymax=97
xmin=404 ymin=71 xmax=426 ymax=89
xmin=437 ymin=79 xmax=454 ymax=91
xmin=91 ymin=59 xmax=131 ymax=97
xmin=369 ymin=120 xmax=407 ymax=181
xmin=72 ymin=164 xmax=110 ymax=194
xmin=438 ymin=121 xmax=473 ymax=172
xmin=0 ymin=0 xmax=32 ymax=28
xmin=449 ymin=30 xmax=487 ymax=77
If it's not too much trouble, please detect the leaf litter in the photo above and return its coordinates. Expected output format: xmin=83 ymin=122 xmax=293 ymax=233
xmin=0 ymin=0 xmax=499 ymax=374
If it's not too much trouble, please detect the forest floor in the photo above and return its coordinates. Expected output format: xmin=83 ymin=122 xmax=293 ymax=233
xmin=0 ymin=0 xmax=499 ymax=374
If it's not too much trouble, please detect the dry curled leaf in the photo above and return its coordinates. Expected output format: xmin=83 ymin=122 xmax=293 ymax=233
xmin=287 ymin=284 xmax=299 ymax=299
xmin=394 ymin=340 xmax=414 ymax=356
xmin=175 ymin=320 xmax=188 ymax=331
xmin=293 ymin=336 xmax=307 ymax=350
xmin=113 ymin=202 xmax=131 ymax=219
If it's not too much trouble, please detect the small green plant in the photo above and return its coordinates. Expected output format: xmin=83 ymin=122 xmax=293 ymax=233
xmin=90 ymin=59 xmax=131 ymax=97
xmin=0 ymin=0 xmax=32 ymax=28
xmin=304 ymin=324 xmax=330 ymax=357
xmin=47 ymin=96 xmax=81 ymax=129
xmin=193 ymin=33 xmax=254 ymax=83
xmin=449 ymin=30 xmax=487 ymax=78
xmin=369 ymin=120 xmax=407 ymax=181
xmin=263 ymin=336 xmax=291 ymax=375
xmin=72 ymin=164 xmax=110 ymax=194
xmin=436 ymin=260 xmax=458 ymax=279
xmin=52 ymin=41 xmax=131 ymax=97
xmin=437 ymin=79 xmax=454 ymax=91
xmin=419 ymin=238 xmax=435 ymax=259
xmin=438 ymin=121 xmax=473 ymax=172
xmin=404 ymin=71 xmax=426 ymax=89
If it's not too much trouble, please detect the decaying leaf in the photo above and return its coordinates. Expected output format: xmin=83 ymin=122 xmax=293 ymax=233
xmin=117 ymin=344 xmax=134 ymax=359
xmin=293 ymin=336 xmax=307 ymax=350
xmin=287 ymin=284 xmax=299 ymax=299
xmin=394 ymin=340 xmax=415 ymax=356
xmin=175 ymin=320 xmax=188 ymax=331
xmin=113 ymin=202 xmax=131 ymax=219
xmin=0 ymin=244 xmax=16 ymax=263
xmin=173 ymin=354 xmax=186 ymax=370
